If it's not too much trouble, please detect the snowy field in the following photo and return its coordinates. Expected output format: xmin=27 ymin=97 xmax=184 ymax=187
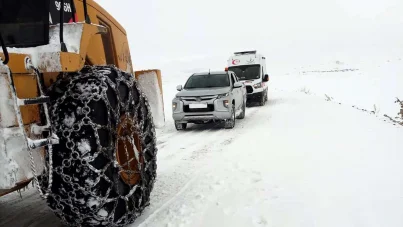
xmin=1 ymin=58 xmax=402 ymax=227
xmin=272 ymin=57 xmax=403 ymax=122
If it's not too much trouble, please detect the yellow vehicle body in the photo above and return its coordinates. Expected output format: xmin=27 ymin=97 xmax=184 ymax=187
xmin=1 ymin=0 xmax=162 ymax=128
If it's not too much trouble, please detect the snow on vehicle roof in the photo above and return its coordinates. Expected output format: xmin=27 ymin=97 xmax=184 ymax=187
xmin=192 ymin=71 xmax=228 ymax=76
xmin=234 ymin=50 xmax=257 ymax=55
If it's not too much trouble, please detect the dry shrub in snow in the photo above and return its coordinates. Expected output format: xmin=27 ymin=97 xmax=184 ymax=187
xmin=373 ymin=104 xmax=380 ymax=115
xmin=383 ymin=98 xmax=403 ymax=126
xmin=396 ymin=98 xmax=403 ymax=122
xmin=325 ymin=94 xmax=334 ymax=102
xmin=299 ymin=87 xmax=311 ymax=95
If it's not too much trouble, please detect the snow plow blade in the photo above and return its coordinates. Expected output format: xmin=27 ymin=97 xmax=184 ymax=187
xmin=135 ymin=69 xmax=165 ymax=128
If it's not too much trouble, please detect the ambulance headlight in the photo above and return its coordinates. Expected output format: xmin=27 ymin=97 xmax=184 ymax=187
xmin=253 ymin=82 xmax=262 ymax=89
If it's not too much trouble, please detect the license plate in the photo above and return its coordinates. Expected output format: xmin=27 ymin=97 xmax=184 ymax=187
xmin=189 ymin=103 xmax=207 ymax=109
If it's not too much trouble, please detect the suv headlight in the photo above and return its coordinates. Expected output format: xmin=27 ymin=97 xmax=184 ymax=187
xmin=253 ymin=82 xmax=262 ymax=89
xmin=217 ymin=93 xmax=229 ymax=99
xmin=172 ymin=102 xmax=177 ymax=110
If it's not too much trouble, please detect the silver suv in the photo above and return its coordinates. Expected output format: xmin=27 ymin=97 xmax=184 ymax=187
xmin=172 ymin=71 xmax=247 ymax=130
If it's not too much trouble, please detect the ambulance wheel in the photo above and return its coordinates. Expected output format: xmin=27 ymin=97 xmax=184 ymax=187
xmin=259 ymin=94 xmax=265 ymax=106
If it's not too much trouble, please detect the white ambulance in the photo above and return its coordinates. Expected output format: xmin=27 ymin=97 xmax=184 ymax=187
xmin=226 ymin=50 xmax=269 ymax=106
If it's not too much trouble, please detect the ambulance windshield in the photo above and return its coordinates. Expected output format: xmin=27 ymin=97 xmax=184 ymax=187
xmin=228 ymin=64 xmax=261 ymax=81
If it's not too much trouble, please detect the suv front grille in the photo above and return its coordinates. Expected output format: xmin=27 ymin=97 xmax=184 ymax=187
xmin=184 ymin=104 xmax=214 ymax=113
xmin=246 ymin=86 xmax=253 ymax=94
xmin=182 ymin=95 xmax=217 ymax=102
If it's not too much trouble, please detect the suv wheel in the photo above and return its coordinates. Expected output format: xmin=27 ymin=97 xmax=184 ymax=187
xmin=175 ymin=121 xmax=187 ymax=130
xmin=224 ymin=106 xmax=236 ymax=129
xmin=237 ymin=100 xmax=246 ymax=119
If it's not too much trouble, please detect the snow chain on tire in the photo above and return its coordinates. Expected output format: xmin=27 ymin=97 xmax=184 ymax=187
xmin=39 ymin=65 xmax=158 ymax=227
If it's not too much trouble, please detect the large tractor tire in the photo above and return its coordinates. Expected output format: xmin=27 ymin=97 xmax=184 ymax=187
xmin=40 ymin=65 xmax=157 ymax=226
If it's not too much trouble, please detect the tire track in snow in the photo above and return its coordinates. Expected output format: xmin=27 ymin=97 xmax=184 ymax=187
xmin=131 ymin=104 xmax=263 ymax=226
xmin=159 ymin=105 xmax=262 ymax=164
xmin=155 ymin=105 xmax=261 ymax=164
xmin=157 ymin=125 xmax=222 ymax=161
xmin=131 ymin=93 xmax=325 ymax=227
xmin=133 ymin=103 xmax=272 ymax=226
xmin=136 ymin=171 xmax=204 ymax=227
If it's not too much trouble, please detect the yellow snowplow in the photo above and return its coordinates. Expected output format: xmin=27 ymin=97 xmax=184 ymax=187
xmin=0 ymin=0 xmax=163 ymax=226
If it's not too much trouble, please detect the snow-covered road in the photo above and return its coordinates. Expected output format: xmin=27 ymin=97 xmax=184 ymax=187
xmin=1 ymin=88 xmax=402 ymax=227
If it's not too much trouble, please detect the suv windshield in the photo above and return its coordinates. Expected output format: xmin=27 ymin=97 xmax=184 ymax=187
xmin=228 ymin=64 xmax=261 ymax=81
xmin=184 ymin=74 xmax=230 ymax=89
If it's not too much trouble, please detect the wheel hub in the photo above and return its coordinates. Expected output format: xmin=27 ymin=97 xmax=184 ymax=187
xmin=116 ymin=115 xmax=143 ymax=185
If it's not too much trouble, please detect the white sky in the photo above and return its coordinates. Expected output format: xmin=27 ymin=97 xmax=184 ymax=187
xmin=95 ymin=0 xmax=403 ymax=69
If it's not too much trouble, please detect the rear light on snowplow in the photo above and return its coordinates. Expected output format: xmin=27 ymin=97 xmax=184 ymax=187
xmin=223 ymin=100 xmax=229 ymax=108
xmin=225 ymin=67 xmax=228 ymax=71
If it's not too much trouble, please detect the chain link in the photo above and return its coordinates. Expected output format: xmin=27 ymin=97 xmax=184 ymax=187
xmin=29 ymin=63 xmax=55 ymax=199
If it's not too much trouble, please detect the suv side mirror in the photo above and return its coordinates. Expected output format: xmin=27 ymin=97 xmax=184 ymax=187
xmin=233 ymin=82 xmax=242 ymax=88
xmin=263 ymin=74 xmax=269 ymax=82
xmin=176 ymin=85 xmax=183 ymax=91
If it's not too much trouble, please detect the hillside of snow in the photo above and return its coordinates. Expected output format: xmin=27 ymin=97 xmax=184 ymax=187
xmin=272 ymin=57 xmax=403 ymax=122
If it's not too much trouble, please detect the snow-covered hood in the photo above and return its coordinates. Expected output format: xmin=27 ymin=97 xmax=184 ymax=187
xmin=176 ymin=87 xmax=231 ymax=97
